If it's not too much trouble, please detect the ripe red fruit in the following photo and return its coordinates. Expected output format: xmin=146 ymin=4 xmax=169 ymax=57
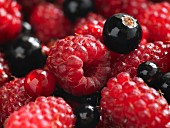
xmin=74 ymin=13 xmax=105 ymax=42
xmin=5 ymin=96 xmax=75 ymax=128
xmin=0 ymin=0 xmax=22 ymax=44
xmin=24 ymin=68 xmax=57 ymax=98
xmin=100 ymin=72 xmax=170 ymax=128
xmin=47 ymin=35 xmax=111 ymax=96
xmin=0 ymin=78 xmax=34 ymax=127
xmin=30 ymin=2 xmax=72 ymax=42
xmin=112 ymin=41 xmax=170 ymax=77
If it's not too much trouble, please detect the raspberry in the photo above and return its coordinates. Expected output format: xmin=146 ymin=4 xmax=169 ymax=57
xmin=112 ymin=41 xmax=170 ymax=77
xmin=0 ymin=52 xmax=11 ymax=86
xmin=100 ymin=72 xmax=170 ymax=128
xmin=0 ymin=0 xmax=22 ymax=44
xmin=94 ymin=0 xmax=123 ymax=18
xmin=137 ymin=2 xmax=170 ymax=42
xmin=30 ymin=2 xmax=72 ymax=42
xmin=0 ymin=78 xmax=34 ymax=127
xmin=47 ymin=35 xmax=111 ymax=96
xmin=74 ymin=13 xmax=105 ymax=42
xmin=5 ymin=96 xmax=75 ymax=128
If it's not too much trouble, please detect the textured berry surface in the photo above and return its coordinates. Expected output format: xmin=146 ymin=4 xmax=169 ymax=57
xmin=30 ymin=2 xmax=72 ymax=42
xmin=0 ymin=52 xmax=11 ymax=86
xmin=100 ymin=72 xmax=170 ymax=128
xmin=112 ymin=41 xmax=170 ymax=77
xmin=24 ymin=68 xmax=56 ymax=98
xmin=5 ymin=96 xmax=75 ymax=128
xmin=74 ymin=13 xmax=105 ymax=42
xmin=47 ymin=35 xmax=111 ymax=96
xmin=137 ymin=2 xmax=170 ymax=42
xmin=0 ymin=78 xmax=34 ymax=128
xmin=0 ymin=0 xmax=22 ymax=44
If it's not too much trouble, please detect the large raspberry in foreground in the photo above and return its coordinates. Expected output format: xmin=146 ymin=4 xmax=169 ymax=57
xmin=100 ymin=72 xmax=170 ymax=128
xmin=0 ymin=78 xmax=34 ymax=128
xmin=5 ymin=96 xmax=75 ymax=128
xmin=47 ymin=35 xmax=111 ymax=96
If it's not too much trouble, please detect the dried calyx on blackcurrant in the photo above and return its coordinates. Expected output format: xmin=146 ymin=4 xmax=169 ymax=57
xmin=103 ymin=13 xmax=142 ymax=54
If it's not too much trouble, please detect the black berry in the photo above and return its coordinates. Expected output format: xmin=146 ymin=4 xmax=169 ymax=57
xmin=74 ymin=104 xmax=100 ymax=128
xmin=4 ymin=35 xmax=46 ymax=77
xmin=63 ymin=0 xmax=95 ymax=22
xmin=160 ymin=72 xmax=170 ymax=103
xmin=137 ymin=61 xmax=162 ymax=90
xmin=103 ymin=13 xmax=142 ymax=54
xmin=21 ymin=22 xmax=32 ymax=36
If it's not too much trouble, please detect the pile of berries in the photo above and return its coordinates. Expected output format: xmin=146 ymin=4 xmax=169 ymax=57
xmin=0 ymin=0 xmax=170 ymax=128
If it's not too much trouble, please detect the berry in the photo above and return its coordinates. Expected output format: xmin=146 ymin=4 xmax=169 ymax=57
xmin=74 ymin=104 xmax=100 ymax=128
xmin=100 ymin=72 xmax=170 ymax=128
xmin=0 ymin=78 xmax=34 ymax=127
xmin=103 ymin=13 xmax=142 ymax=54
xmin=0 ymin=0 xmax=22 ymax=44
xmin=5 ymin=96 xmax=75 ymax=128
xmin=63 ymin=0 xmax=95 ymax=22
xmin=21 ymin=22 xmax=33 ymax=36
xmin=137 ymin=2 xmax=170 ymax=42
xmin=24 ymin=69 xmax=57 ymax=98
xmin=0 ymin=52 xmax=11 ymax=86
xmin=160 ymin=72 xmax=170 ymax=103
xmin=74 ymin=13 xmax=105 ymax=41
xmin=30 ymin=2 xmax=72 ymax=42
xmin=94 ymin=0 xmax=123 ymax=18
xmin=4 ymin=35 xmax=46 ymax=77
xmin=137 ymin=61 xmax=163 ymax=90
xmin=47 ymin=35 xmax=111 ymax=96
xmin=112 ymin=41 xmax=170 ymax=77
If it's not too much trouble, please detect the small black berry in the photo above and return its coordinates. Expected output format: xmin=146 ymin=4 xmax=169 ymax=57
xmin=103 ymin=13 xmax=142 ymax=54
xmin=137 ymin=61 xmax=163 ymax=90
xmin=4 ymin=35 xmax=46 ymax=77
xmin=74 ymin=104 xmax=100 ymax=128
xmin=21 ymin=22 xmax=32 ymax=36
xmin=160 ymin=72 xmax=170 ymax=103
xmin=63 ymin=0 xmax=95 ymax=22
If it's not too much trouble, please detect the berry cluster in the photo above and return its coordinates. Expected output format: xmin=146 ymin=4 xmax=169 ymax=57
xmin=0 ymin=0 xmax=170 ymax=128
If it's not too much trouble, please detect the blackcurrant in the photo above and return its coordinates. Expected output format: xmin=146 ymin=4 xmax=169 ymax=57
xmin=103 ymin=13 xmax=142 ymax=54
xmin=21 ymin=22 xmax=32 ymax=36
xmin=74 ymin=104 xmax=100 ymax=128
xmin=63 ymin=0 xmax=95 ymax=22
xmin=4 ymin=35 xmax=46 ymax=77
xmin=137 ymin=61 xmax=162 ymax=90
xmin=160 ymin=72 xmax=170 ymax=103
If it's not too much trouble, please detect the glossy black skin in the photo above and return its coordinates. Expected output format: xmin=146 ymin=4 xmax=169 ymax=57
xmin=63 ymin=0 xmax=95 ymax=22
xmin=160 ymin=72 xmax=170 ymax=103
xmin=53 ymin=86 xmax=101 ymax=106
xmin=21 ymin=22 xmax=32 ymax=36
xmin=137 ymin=61 xmax=162 ymax=90
xmin=74 ymin=104 xmax=100 ymax=128
xmin=4 ymin=36 xmax=46 ymax=77
xmin=103 ymin=13 xmax=142 ymax=54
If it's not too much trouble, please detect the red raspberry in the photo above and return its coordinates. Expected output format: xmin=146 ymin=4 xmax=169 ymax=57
xmin=46 ymin=35 xmax=111 ymax=96
xmin=0 ymin=0 xmax=22 ymax=44
xmin=100 ymin=72 xmax=170 ymax=128
xmin=5 ymin=96 xmax=75 ymax=128
xmin=0 ymin=53 xmax=11 ymax=86
xmin=17 ymin=0 xmax=43 ymax=14
xmin=137 ymin=2 xmax=170 ymax=42
xmin=111 ymin=41 xmax=170 ymax=77
xmin=0 ymin=78 xmax=34 ymax=127
xmin=94 ymin=0 xmax=123 ymax=18
xmin=74 ymin=13 xmax=105 ymax=42
xmin=30 ymin=2 xmax=72 ymax=42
